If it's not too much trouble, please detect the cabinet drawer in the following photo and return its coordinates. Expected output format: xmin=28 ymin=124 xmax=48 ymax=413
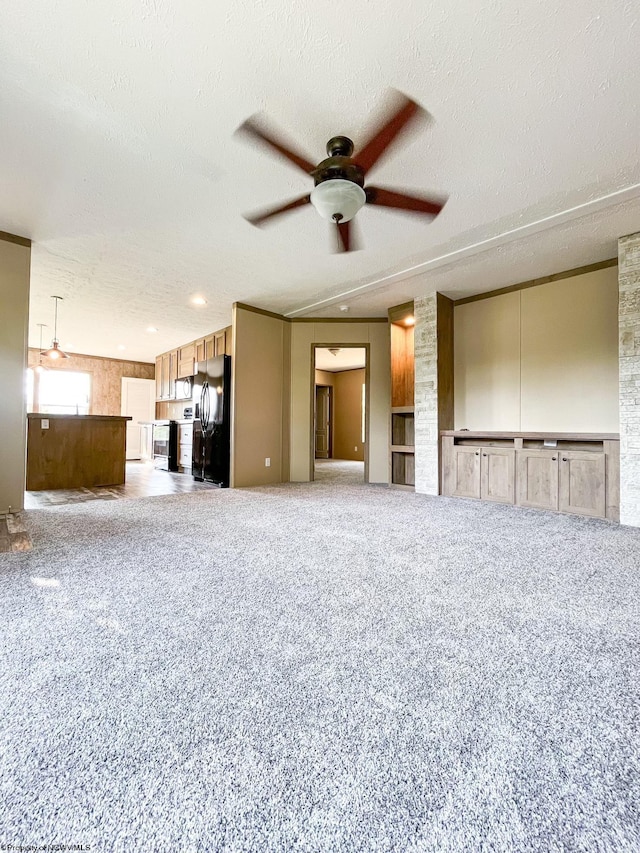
xmin=179 ymin=446 xmax=192 ymax=467
xmin=179 ymin=424 xmax=193 ymax=445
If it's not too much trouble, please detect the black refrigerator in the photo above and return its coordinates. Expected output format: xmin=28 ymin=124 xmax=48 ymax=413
xmin=192 ymin=355 xmax=231 ymax=487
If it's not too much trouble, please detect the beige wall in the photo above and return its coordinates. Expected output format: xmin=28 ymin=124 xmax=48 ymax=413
xmin=27 ymin=349 xmax=154 ymax=416
xmin=315 ymin=369 xmax=334 ymax=386
xmin=291 ymin=322 xmax=389 ymax=483
xmin=0 ymin=236 xmax=30 ymax=513
xmin=454 ymin=266 xmax=619 ymax=432
xmin=231 ymin=306 xmax=290 ymax=487
xmin=332 ymin=369 xmax=366 ymax=461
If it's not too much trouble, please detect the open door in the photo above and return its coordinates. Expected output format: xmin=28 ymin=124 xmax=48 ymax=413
xmin=315 ymin=386 xmax=331 ymax=458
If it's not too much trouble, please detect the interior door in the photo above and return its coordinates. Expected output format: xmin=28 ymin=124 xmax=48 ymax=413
xmin=315 ymin=386 xmax=331 ymax=459
xmin=121 ymin=378 xmax=156 ymax=460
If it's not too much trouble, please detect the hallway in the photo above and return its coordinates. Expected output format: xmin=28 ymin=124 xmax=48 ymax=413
xmin=314 ymin=458 xmax=365 ymax=486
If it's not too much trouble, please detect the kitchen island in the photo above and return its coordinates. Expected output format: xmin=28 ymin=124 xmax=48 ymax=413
xmin=26 ymin=414 xmax=131 ymax=490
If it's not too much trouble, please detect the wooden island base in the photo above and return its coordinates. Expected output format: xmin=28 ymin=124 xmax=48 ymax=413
xmin=26 ymin=414 xmax=131 ymax=491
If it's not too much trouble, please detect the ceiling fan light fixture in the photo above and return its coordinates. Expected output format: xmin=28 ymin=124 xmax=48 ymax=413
xmin=310 ymin=179 xmax=366 ymax=223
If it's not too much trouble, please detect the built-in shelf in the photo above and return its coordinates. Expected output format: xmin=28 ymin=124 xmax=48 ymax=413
xmin=389 ymin=302 xmax=416 ymax=489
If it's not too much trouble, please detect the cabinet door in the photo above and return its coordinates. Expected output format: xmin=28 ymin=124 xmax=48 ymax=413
xmin=195 ymin=338 xmax=206 ymax=365
xmin=168 ymin=350 xmax=178 ymax=399
xmin=558 ymin=452 xmax=606 ymax=518
xmin=178 ymin=344 xmax=195 ymax=378
xmin=155 ymin=356 xmax=163 ymax=401
xmin=205 ymin=334 xmax=215 ymax=361
xmin=450 ymin=447 xmax=481 ymax=499
xmin=160 ymin=353 xmax=171 ymax=399
xmin=480 ymin=448 xmax=515 ymax=504
xmin=214 ymin=330 xmax=226 ymax=357
xmin=516 ymin=450 xmax=559 ymax=510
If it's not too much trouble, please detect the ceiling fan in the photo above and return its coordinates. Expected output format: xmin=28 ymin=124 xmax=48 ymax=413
xmin=237 ymin=90 xmax=447 ymax=252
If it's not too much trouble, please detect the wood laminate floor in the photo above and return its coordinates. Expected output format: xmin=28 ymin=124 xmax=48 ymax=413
xmin=0 ymin=513 xmax=32 ymax=553
xmin=24 ymin=462 xmax=217 ymax=509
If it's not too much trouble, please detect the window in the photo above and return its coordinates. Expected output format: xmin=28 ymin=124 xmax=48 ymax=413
xmin=27 ymin=369 xmax=91 ymax=415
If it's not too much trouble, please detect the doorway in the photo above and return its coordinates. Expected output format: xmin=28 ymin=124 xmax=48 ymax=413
xmin=312 ymin=345 xmax=368 ymax=485
xmin=121 ymin=377 xmax=155 ymax=460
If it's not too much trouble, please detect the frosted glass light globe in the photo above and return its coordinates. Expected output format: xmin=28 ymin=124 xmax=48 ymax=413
xmin=310 ymin=179 xmax=366 ymax=223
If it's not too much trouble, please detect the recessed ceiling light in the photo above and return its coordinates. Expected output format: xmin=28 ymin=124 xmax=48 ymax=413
xmin=405 ymin=316 xmax=415 ymax=326
xmin=147 ymin=326 xmax=158 ymax=333
xmin=118 ymin=344 xmax=126 ymax=350
xmin=192 ymin=296 xmax=207 ymax=306
xmin=339 ymin=304 xmax=349 ymax=312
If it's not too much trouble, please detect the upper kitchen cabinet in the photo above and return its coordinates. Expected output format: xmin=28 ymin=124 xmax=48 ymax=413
xmin=156 ymin=326 xmax=233 ymax=401
xmin=178 ymin=343 xmax=196 ymax=379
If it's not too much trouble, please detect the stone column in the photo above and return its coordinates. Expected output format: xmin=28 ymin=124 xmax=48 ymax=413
xmin=619 ymin=232 xmax=640 ymax=527
xmin=414 ymin=293 xmax=454 ymax=495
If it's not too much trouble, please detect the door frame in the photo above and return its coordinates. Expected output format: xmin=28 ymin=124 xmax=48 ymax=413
xmin=309 ymin=343 xmax=370 ymax=483
xmin=314 ymin=384 xmax=333 ymax=459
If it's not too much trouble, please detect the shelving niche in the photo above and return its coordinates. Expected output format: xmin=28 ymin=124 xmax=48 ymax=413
xmin=389 ymin=302 xmax=415 ymax=489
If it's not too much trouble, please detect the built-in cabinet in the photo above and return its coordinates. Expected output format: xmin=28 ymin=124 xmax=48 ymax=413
xmin=389 ymin=302 xmax=415 ymax=489
xmin=155 ymin=325 xmax=232 ymax=401
xmin=442 ymin=432 xmax=619 ymax=521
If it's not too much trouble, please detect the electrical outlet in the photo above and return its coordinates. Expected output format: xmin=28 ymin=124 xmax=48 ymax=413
xmin=42 ymin=419 xmax=49 ymax=430
xmin=265 ymin=457 xmax=271 ymax=467
xmin=354 ymin=446 xmax=358 ymax=452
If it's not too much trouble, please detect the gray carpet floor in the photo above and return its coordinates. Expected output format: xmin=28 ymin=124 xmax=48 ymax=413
xmin=1 ymin=474 xmax=639 ymax=852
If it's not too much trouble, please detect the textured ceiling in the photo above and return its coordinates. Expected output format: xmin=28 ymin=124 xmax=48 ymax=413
xmin=315 ymin=348 xmax=367 ymax=373
xmin=1 ymin=1 xmax=639 ymax=362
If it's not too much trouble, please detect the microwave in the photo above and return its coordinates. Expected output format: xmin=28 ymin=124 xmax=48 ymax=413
xmin=176 ymin=376 xmax=193 ymax=400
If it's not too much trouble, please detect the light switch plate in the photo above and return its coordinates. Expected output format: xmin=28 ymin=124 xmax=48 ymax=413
xmin=41 ymin=419 xmax=49 ymax=429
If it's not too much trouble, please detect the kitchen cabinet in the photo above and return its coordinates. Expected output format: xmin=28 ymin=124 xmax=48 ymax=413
xmin=178 ymin=343 xmax=196 ymax=379
xmin=160 ymin=353 xmax=170 ymax=400
xmin=178 ymin=422 xmax=193 ymax=473
xmin=205 ymin=334 xmax=215 ymax=361
xmin=442 ymin=432 xmax=619 ymax=521
xmin=169 ymin=350 xmax=178 ymax=399
xmin=156 ymin=324 xmax=232 ymax=401
xmin=214 ymin=330 xmax=226 ymax=357
xmin=155 ymin=356 xmax=163 ymax=401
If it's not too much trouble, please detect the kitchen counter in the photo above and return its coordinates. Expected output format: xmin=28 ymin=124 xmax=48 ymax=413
xmin=26 ymin=414 xmax=131 ymax=490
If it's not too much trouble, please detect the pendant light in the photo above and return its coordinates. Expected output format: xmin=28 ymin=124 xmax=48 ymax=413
xmin=40 ymin=296 xmax=70 ymax=360
xmin=35 ymin=324 xmax=48 ymax=373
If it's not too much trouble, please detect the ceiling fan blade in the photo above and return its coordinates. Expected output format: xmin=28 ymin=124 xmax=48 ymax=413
xmin=334 ymin=219 xmax=362 ymax=253
xmin=236 ymin=116 xmax=316 ymax=175
xmin=354 ymin=91 xmax=426 ymax=174
xmin=365 ymin=185 xmax=445 ymax=217
xmin=244 ymin=194 xmax=311 ymax=226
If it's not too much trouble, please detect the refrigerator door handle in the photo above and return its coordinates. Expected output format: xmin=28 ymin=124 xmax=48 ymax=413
xmin=203 ymin=383 xmax=211 ymax=431
xmin=200 ymin=383 xmax=208 ymax=430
